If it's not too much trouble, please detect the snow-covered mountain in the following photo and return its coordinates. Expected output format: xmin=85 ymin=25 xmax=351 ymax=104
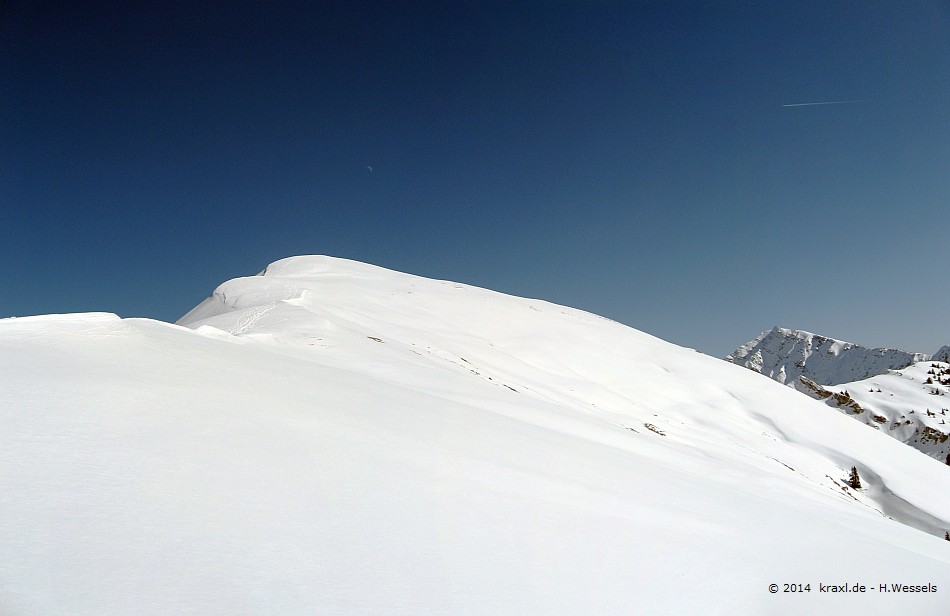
xmin=799 ymin=362 xmax=950 ymax=461
xmin=726 ymin=326 xmax=930 ymax=388
xmin=4 ymin=256 xmax=950 ymax=615
xmin=727 ymin=328 xmax=950 ymax=460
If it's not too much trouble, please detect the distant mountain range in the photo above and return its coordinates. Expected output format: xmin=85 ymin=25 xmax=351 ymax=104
xmin=728 ymin=327 xmax=950 ymax=461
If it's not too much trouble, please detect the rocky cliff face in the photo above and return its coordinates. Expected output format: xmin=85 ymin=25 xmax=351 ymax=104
xmin=726 ymin=326 xmax=930 ymax=388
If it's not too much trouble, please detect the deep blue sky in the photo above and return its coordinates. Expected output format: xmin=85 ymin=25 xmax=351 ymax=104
xmin=3 ymin=1 xmax=949 ymax=357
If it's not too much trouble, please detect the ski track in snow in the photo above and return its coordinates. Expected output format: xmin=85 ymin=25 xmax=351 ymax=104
xmin=229 ymin=301 xmax=276 ymax=335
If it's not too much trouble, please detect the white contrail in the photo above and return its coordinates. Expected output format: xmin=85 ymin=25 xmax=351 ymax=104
xmin=782 ymin=100 xmax=868 ymax=107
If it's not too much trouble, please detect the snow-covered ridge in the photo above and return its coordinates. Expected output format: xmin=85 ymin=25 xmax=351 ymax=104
xmin=800 ymin=360 xmax=950 ymax=461
xmin=5 ymin=255 xmax=950 ymax=614
xmin=726 ymin=326 xmax=930 ymax=388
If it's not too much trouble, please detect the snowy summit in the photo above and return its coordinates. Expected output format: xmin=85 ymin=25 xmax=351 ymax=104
xmin=3 ymin=256 xmax=950 ymax=615
xmin=727 ymin=326 xmax=930 ymax=388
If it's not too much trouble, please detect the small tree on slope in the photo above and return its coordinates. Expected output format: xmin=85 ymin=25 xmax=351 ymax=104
xmin=848 ymin=466 xmax=862 ymax=490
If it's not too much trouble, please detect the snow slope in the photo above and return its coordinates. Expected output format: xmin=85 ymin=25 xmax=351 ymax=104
xmin=4 ymin=256 xmax=950 ymax=615
xmin=800 ymin=361 xmax=950 ymax=461
xmin=727 ymin=326 xmax=929 ymax=387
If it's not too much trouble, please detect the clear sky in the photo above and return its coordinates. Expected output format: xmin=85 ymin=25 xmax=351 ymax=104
xmin=3 ymin=1 xmax=949 ymax=357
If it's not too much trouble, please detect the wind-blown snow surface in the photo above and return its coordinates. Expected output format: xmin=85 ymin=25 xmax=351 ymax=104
xmin=727 ymin=326 xmax=929 ymax=387
xmin=4 ymin=256 xmax=950 ymax=615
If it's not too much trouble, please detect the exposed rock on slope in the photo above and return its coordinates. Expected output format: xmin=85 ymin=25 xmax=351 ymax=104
xmin=730 ymin=327 xmax=950 ymax=461
xmin=800 ymin=362 xmax=950 ymax=462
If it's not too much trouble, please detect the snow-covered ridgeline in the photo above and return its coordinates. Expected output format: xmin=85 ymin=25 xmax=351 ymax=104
xmin=727 ymin=326 xmax=931 ymax=387
xmin=4 ymin=256 xmax=950 ymax=615
xmin=800 ymin=361 xmax=950 ymax=461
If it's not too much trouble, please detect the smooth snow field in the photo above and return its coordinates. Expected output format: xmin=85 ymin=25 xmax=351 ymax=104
xmin=3 ymin=256 xmax=950 ymax=615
